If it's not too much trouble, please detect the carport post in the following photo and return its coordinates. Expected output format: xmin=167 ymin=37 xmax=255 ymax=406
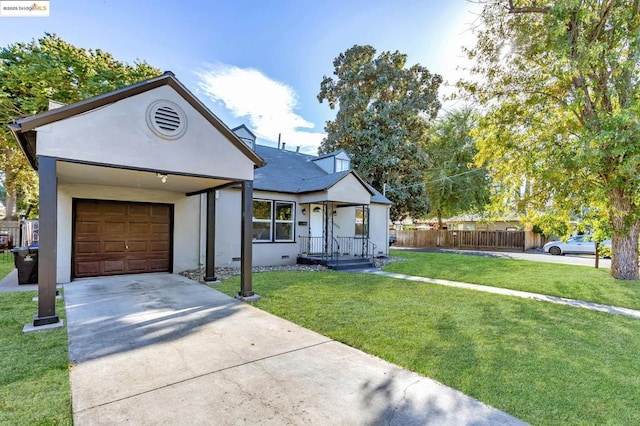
xmin=35 ymin=157 xmax=59 ymax=326
xmin=204 ymin=189 xmax=217 ymax=281
xmin=239 ymin=180 xmax=254 ymax=297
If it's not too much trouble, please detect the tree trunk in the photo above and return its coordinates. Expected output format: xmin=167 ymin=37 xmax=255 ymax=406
xmin=609 ymin=188 xmax=639 ymax=280
xmin=5 ymin=186 xmax=17 ymax=221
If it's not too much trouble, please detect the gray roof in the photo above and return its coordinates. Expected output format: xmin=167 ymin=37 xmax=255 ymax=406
xmin=254 ymin=145 xmax=392 ymax=204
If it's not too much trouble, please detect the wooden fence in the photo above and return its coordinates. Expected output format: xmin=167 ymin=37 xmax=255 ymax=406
xmin=395 ymin=230 xmax=532 ymax=251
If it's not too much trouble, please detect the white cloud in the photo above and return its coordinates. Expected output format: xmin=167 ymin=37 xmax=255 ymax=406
xmin=196 ymin=64 xmax=325 ymax=153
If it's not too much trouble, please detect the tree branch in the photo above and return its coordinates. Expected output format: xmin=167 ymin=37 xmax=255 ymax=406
xmin=588 ymin=0 xmax=616 ymax=45
xmin=507 ymin=0 xmax=550 ymax=14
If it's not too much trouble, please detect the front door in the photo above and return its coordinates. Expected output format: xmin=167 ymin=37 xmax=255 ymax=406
xmin=310 ymin=204 xmax=324 ymax=238
xmin=309 ymin=204 xmax=325 ymax=254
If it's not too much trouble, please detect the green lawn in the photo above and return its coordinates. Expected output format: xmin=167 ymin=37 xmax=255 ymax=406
xmin=0 ymin=252 xmax=15 ymax=280
xmin=386 ymin=249 xmax=640 ymax=310
xmin=216 ymin=271 xmax=640 ymax=425
xmin=0 ymin=292 xmax=72 ymax=425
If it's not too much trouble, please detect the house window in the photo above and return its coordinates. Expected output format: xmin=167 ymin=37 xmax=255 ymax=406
xmin=253 ymin=199 xmax=295 ymax=242
xmin=336 ymin=158 xmax=350 ymax=172
xmin=355 ymin=207 xmax=369 ymax=237
xmin=252 ymin=200 xmax=272 ymax=241
xmin=274 ymin=201 xmax=294 ymax=241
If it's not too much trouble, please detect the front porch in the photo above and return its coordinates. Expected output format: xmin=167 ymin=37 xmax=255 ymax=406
xmin=297 ymin=236 xmax=377 ymax=270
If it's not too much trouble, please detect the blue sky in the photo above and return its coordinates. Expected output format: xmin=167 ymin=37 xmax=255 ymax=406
xmin=0 ymin=0 xmax=480 ymax=153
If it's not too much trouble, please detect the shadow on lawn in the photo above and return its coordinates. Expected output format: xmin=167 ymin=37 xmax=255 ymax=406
xmin=355 ymin=310 xmax=524 ymax=425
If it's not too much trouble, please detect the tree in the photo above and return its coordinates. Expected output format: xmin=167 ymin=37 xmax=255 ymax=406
xmin=463 ymin=1 xmax=640 ymax=279
xmin=0 ymin=33 xmax=161 ymax=219
xmin=318 ymin=45 xmax=443 ymax=220
xmin=425 ymin=108 xmax=490 ymax=228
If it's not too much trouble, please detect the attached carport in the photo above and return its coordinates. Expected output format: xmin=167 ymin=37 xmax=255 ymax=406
xmin=10 ymin=71 xmax=265 ymax=329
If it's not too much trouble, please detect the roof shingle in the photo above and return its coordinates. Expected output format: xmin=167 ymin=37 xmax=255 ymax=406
xmin=253 ymin=145 xmax=391 ymax=204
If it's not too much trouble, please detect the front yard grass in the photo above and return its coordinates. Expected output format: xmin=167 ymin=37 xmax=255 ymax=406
xmin=217 ymin=271 xmax=640 ymax=425
xmin=0 ymin=292 xmax=72 ymax=425
xmin=386 ymin=249 xmax=640 ymax=310
xmin=0 ymin=251 xmax=15 ymax=280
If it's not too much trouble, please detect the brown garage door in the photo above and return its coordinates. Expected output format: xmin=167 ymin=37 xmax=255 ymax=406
xmin=73 ymin=200 xmax=173 ymax=278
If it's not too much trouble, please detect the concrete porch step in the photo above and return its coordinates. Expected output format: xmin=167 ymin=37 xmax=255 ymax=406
xmin=326 ymin=261 xmax=375 ymax=271
xmin=297 ymin=255 xmax=375 ymax=271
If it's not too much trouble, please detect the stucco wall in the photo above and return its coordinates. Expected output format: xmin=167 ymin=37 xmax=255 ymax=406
xmin=326 ymin=174 xmax=371 ymax=205
xmin=36 ymin=86 xmax=255 ymax=181
xmin=312 ymin=157 xmax=334 ymax=174
xmin=213 ymin=189 xmax=241 ymax=266
xmin=369 ymin=203 xmax=390 ymax=255
xmin=216 ymin=189 xmax=308 ymax=266
xmin=332 ymin=204 xmax=389 ymax=255
xmin=56 ymin=183 xmax=201 ymax=283
xmin=332 ymin=206 xmax=356 ymax=238
xmin=215 ymin=189 xmax=390 ymax=266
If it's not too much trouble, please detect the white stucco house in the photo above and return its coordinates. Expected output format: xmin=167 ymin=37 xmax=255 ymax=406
xmin=9 ymin=72 xmax=391 ymax=329
xmin=219 ymin=125 xmax=392 ymax=270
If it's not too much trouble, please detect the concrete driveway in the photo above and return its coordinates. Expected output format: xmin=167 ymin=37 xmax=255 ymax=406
xmin=64 ymin=273 xmax=525 ymax=425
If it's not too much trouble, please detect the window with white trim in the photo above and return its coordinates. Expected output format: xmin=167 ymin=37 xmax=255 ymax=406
xmin=252 ymin=200 xmax=272 ymax=241
xmin=252 ymin=199 xmax=295 ymax=242
xmin=355 ymin=207 xmax=369 ymax=237
xmin=274 ymin=202 xmax=294 ymax=241
xmin=336 ymin=158 xmax=350 ymax=172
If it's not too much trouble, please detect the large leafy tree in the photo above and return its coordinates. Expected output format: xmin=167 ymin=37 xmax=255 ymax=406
xmin=464 ymin=1 xmax=640 ymax=279
xmin=318 ymin=45 xmax=442 ymax=220
xmin=425 ymin=108 xmax=490 ymax=228
xmin=0 ymin=33 xmax=161 ymax=219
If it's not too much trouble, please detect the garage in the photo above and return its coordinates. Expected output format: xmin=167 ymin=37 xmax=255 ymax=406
xmin=10 ymin=72 xmax=264 ymax=327
xmin=73 ymin=199 xmax=173 ymax=278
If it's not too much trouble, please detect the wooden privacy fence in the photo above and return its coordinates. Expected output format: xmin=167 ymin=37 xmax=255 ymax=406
xmin=395 ymin=230 xmax=527 ymax=251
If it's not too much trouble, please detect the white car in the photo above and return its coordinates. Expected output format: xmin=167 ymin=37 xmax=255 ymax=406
xmin=543 ymin=235 xmax=611 ymax=256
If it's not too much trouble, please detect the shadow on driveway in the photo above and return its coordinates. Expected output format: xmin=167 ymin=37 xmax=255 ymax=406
xmin=65 ymin=272 xmax=525 ymax=425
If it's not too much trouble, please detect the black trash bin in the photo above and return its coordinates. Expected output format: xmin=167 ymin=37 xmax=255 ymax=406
xmin=12 ymin=247 xmax=38 ymax=285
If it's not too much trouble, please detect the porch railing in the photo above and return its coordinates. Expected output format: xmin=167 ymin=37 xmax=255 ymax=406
xmin=299 ymin=236 xmax=376 ymax=265
xmin=298 ymin=236 xmax=340 ymax=262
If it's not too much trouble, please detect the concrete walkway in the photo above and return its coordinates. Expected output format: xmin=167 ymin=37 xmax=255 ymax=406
xmin=367 ymin=270 xmax=640 ymax=320
xmin=0 ymin=269 xmax=37 ymax=293
xmin=64 ymin=273 xmax=525 ymax=425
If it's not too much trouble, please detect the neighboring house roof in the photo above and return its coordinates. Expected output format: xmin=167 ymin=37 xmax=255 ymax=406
xmin=446 ymin=213 xmax=521 ymax=223
xmin=230 ymin=124 xmax=256 ymax=139
xmin=313 ymin=148 xmax=350 ymax=161
xmin=253 ymin=145 xmax=392 ymax=204
xmin=9 ymin=71 xmax=265 ymax=170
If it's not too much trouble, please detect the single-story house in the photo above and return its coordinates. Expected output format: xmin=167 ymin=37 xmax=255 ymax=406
xmin=219 ymin=125 xmax=392 ymax=268
xmin=9 ymin=72 xmax=391 ymax=329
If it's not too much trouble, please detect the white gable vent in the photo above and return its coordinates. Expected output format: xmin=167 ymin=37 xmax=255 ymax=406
xmin=146 ymin=100 xmax=187 ymax=140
